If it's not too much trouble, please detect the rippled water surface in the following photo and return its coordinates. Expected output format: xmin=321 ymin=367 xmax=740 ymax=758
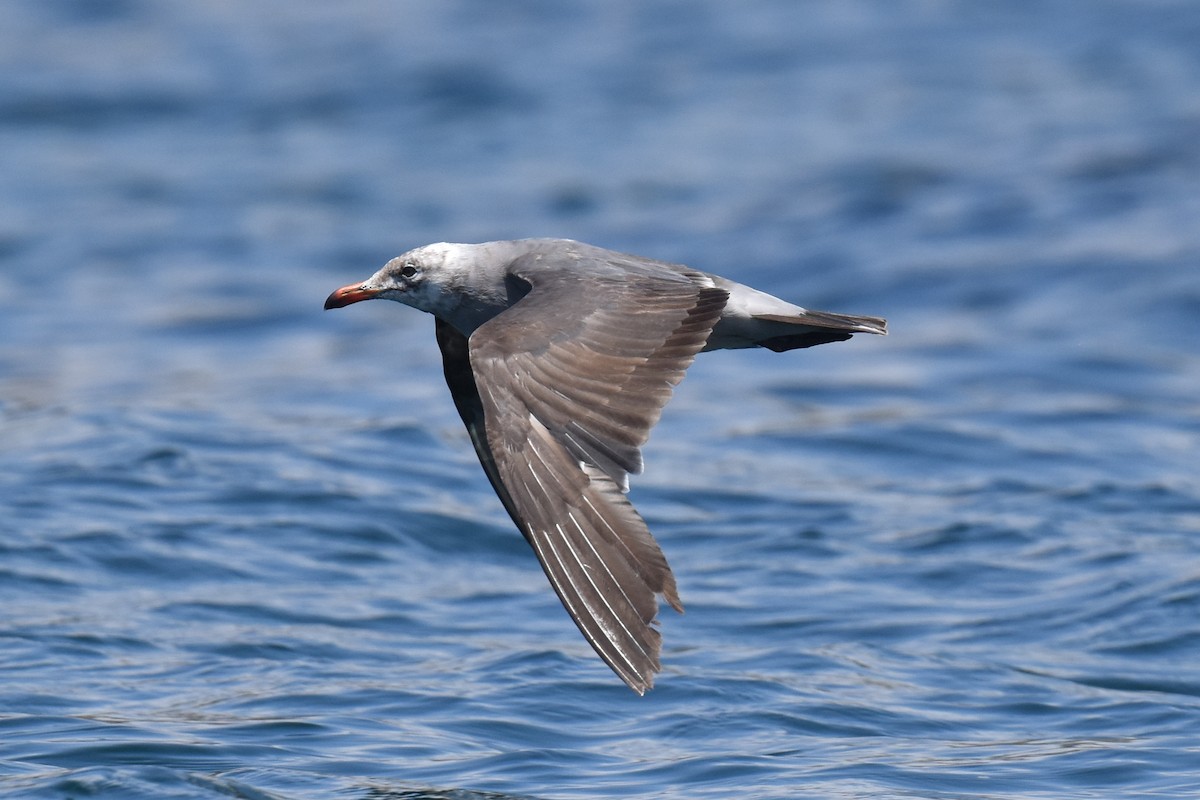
xmin=3 ymin=1 xmax=1200 ymax=798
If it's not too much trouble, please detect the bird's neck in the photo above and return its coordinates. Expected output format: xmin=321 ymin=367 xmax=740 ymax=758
xmin=427 ymin=243 xmax=514 ymax=336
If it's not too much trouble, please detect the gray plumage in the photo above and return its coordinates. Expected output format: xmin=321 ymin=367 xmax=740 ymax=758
xmin=325 ymin=238 xmax=886 ymax=693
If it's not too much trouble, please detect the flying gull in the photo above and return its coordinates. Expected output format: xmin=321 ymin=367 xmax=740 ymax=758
xmin=325 ymin=238 xmax=886 ymax=693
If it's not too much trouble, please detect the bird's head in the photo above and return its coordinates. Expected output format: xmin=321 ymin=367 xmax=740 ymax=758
xmin=324 ymin=243 xmax=459 ymax=317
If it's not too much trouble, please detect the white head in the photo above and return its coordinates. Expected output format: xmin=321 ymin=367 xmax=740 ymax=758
xmin=325 ymin=241 xmax=526 ymax=336
xmin=324 ymin=243 xmax=468 ymax=318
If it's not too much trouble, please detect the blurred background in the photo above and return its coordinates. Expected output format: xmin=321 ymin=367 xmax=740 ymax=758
xmin=1 ymin=2 xmax=1198 ymax=799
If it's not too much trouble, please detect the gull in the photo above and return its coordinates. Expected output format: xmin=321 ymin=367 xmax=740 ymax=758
xmin=325 ymin=238 xmax=886 ymax=693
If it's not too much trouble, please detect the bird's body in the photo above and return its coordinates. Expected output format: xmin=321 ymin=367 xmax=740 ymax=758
xmin=325 ymin=238 xmax=885 ymax=693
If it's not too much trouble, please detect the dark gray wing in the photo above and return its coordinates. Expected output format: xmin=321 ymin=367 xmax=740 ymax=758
xmin=436 ymin=318 xmax=504 ymax=499
xmin=440 ymin=254 xmax=727 ymax=693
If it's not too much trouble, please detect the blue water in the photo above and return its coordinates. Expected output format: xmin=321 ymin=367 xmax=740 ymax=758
xmin=2 ymin=1 xmax=1199 ymax=797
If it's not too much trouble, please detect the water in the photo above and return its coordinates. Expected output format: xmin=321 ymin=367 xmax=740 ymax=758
xmin=2 ymin=1 xmax=1199 ymax=797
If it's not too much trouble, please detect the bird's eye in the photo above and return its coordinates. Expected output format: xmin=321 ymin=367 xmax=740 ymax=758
xmin=400 ymin=264 xmax=418 ymax=278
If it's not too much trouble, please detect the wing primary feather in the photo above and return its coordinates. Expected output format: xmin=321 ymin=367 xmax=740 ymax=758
xmin=525 ymin=417 xmax=659 ymax=656
xmin=561 ymin=509 xmax=654 ymax=661
xmin=523 ymin=520 xmax=648 ymax=690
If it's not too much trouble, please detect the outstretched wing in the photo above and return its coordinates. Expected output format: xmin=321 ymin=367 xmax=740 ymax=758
xmin=438 ymin=250 xmax=726 ymax=693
